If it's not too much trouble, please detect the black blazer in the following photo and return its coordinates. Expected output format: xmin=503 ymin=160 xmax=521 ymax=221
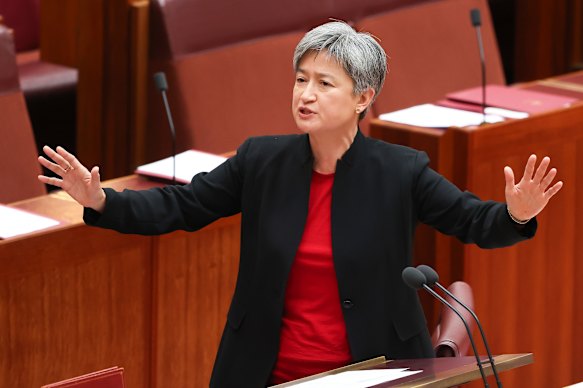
xmin=85 ymin=131 xmax=536 ymax=387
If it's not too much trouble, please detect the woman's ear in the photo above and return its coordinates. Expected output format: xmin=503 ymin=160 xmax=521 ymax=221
xmin=356 ymin=88 xmax=376 ymax=114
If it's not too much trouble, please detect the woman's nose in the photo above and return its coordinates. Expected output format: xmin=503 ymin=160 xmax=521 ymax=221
xmin=300 ymin=82 xmax=317 ymax=102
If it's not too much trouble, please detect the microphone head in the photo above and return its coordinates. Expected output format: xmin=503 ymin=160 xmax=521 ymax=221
xmin=402 ymin=267 xmax=427 ymax=290
xmin=470 ymin=9 xmax=482 ymax=26
xmin=153 ymin=72 xmax=168 ymax=91
xmin=417 ymin=265 xmax=439 ymax=286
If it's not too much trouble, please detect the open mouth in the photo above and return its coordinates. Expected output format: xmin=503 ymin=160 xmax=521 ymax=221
xmin=299 ymin=106 xmax=315 ymax=115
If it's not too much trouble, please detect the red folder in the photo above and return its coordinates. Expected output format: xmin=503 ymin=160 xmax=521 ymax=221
xmin=41 ymin=367 xmax=124 ymax=388
xmin=446 ymin=84 xmax=577 ymax=114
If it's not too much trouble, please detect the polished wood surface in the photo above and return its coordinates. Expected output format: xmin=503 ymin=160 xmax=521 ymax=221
xmin=370 ymin=79 xmax=583 ymax=387
xmin=1 ymin=175 xmax=240 ymax=387
xmin=514 ymin=0 xmax=583 ymax=81
xmin=40 ymin=0 xmax=149 ymax=179
xmin=274 ymin=353 xmax=533 ymax=388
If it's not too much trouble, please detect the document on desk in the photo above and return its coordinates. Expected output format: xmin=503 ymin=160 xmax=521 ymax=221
xmin=41 ymin=366 xmax=124 ymax=387
xmin=288 ymin=368 xmax=422 ymax=387
xmin=446 ymin=84 xmax=578 ymax=114
xmin=0 ymin=204 xmax=60 ymax=239
xmin=135 ymin=150 xmax=227 ymax=184
xmin=379 ymin=103 xmax=504 ymax=128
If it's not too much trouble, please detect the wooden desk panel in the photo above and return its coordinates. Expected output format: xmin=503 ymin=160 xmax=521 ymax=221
xmin=370 ymin=100 xmax=583 ymax=387
xmin=1 ymin=175 xmax=240 ymax=387
xmin=0 ymin=224 xmax=152 ymax=387
xmin=153 ymin=217 xmax=240 ymax=387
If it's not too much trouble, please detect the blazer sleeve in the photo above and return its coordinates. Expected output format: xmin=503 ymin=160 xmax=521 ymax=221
xmin=411 ymin=151 xmax=536 ymax=248
xmin=83 ymin=140 xmax=250 ymax=235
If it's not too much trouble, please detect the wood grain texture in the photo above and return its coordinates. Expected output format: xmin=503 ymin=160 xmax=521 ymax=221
xmin=40 ymin=0 xmax=150 ymax=179
xmin=1 ymin=175 xmax=242 ymax=387
xmin=0 ymin=225 xmax=153 ymax=387
xmin=152 ymin=216 xmax=241 ymax=387
xmin=514 ymin=0 xmax=583 ymax=80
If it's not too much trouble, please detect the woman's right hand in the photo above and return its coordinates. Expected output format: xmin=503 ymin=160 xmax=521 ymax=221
xmin=38 ymin=145 xmax=106 ymax=213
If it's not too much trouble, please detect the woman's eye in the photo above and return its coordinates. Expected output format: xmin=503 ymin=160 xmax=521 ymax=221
xmin=296 ymin=77 xmax=306 ymax=83
xmin=320 ymin=81 xmax=332 ymax=87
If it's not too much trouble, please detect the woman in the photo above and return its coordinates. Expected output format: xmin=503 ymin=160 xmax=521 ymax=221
xmin=38 ymin=22 xmax=562 ymax=387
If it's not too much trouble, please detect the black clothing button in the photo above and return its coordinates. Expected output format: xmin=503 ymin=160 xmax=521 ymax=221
xmin=342 ymin=299 xmax=354 ymax=309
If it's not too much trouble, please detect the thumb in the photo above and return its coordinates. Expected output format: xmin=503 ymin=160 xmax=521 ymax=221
xmin=90 ymin=166 xmax=102 ymax=189
xmin=504 ymin=166 xmax=515 ymax=193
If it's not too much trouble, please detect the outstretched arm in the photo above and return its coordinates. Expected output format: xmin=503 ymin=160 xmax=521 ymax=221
xmin=37 ymin=146 xmax=106 ymax=212
xmin=504 ymin=154 xmax=563 ymax=223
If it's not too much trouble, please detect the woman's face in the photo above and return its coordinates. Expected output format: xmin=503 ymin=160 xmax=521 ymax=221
xmin=292 ymin=51 xmax=364 ymax=135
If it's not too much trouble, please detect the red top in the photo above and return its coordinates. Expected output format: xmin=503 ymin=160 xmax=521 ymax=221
xmin=270 ymin=171 xmax=352 ymax=384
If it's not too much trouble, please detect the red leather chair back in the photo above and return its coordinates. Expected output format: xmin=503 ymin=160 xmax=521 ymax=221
xmin=431 ymin=281 xmax=475 ymax=357
xmin=0 ymin=25 xmax=45 ymax=203
xmin=145 ymin=0 xmax=499 ymax=160
xmin=149 ymin=0 xmax=432 ymax=60
xmin=0 ymin=0 xmax=40 ymax=52
xmin=358 ymin=0 xmax=505 ymax=114
xmin=147 ymin=31 xmax=304 ymax=160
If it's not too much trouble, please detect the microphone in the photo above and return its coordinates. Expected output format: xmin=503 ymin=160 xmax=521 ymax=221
xmin=470 ymin=8 xmax=487 ymax=125
xmin=402 ymin=267 xmax=489 ymax=387
xmin=417 ymin=265 xmax=502 ymax=387
xmin=154 ymin=72 xmax=177 ymax=185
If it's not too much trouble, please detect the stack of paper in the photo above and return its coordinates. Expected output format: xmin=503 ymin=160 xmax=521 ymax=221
xmin=379 ymin=103 xmax=504 ymax=128
xmin=135 ymin=150 xmax=227 ymax=184
xmin=287 ymin=368 xmax=422 ymax=387
xmin=0 ymin=205 xmax=60 ymax=239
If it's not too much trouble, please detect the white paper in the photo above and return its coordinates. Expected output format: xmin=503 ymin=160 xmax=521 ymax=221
xmin=0 ymin=205 xmax=60 ymax=239
xmin=288 ymin=368 xmax=422 ymax=387
xmin=135 ymin=150 xmax=227 ymax=184
xmin=484 ymin=106 xmax=529 ymax=119
xmin=379 ymin=103 xmax=504 ymax=128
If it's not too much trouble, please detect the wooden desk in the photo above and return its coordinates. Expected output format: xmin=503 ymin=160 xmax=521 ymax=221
xmin=274 ymin=353 xmax=533 ymax=388
xmin=0 ymin=175 xmax=240 ymax=387
xmin=370 ymin=87 xmax=583 ymax=387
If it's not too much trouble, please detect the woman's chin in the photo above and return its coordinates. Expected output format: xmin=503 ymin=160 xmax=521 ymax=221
xmin=295 ymin=122 xmax=318 ymax=134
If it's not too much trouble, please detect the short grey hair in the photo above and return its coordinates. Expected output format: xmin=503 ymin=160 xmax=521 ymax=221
xmin=293 ymin=21 xmax=387 ymax=120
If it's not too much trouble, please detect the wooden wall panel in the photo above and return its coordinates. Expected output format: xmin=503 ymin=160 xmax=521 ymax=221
xmin=568 ymin=0 xmax=583 ymax=70
xmin=39 ymin=0 xmax=79 ymax=67
xmin=514 ymin=0 xmax=583 ymax=81
xmin=0 ymin=226 xmax=153 ymax=387
xmin=152 ymin=216 xmax=240 ymax=387
xmin=40 ymin=0 xmax=149 ymax=179
xmin=459 ymin=107 xmax=583 ymax=387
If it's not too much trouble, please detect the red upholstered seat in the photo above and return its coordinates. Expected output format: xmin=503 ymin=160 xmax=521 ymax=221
xmin=149 ymin=0 xmax=429 ymax=59
xmin=147 ymin=31 xmax=304 ymax=160
xmin=0 ymin=1 xmax=78 ymax=156
xmin=0 ymin=25 xmax=45 ymax=203
xmin=431 ymin=281 xmax=475 ymax=357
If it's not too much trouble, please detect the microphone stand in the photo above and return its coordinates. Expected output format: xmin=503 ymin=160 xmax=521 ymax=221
xmin=471 ymin=9 xmax=487 ymax=125
xmin=154 ymin=72 xmax=177 ymax=185
xmin=435 ymin=282 xmax=502 ymax=387
xmin=160 ymin=89 xmax=177 ymax=185
xmin=423 ymin=284 xmax=490 ymax=387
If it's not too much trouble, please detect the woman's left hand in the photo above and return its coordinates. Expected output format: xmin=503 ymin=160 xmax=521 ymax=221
xmin=504 ymin=154 xmax=563 ymax=222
